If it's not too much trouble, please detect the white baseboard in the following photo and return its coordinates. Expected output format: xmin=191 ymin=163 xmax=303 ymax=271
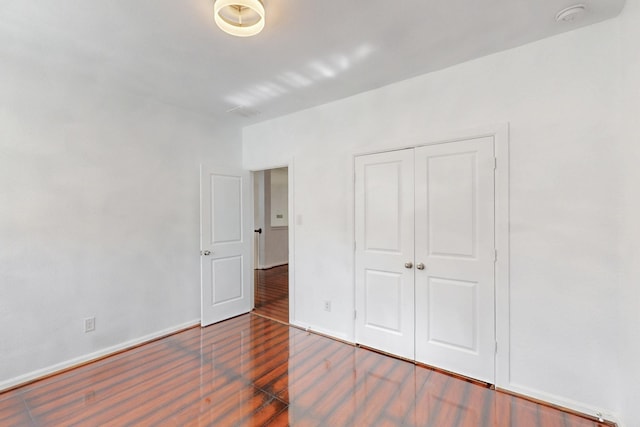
xmin=504 ymin=382 xmax=621 ymax=426
xmin=0 ymin=319 xmax=200 ymax=392
xmin=289 ymin=320 xmax=353 ymax=344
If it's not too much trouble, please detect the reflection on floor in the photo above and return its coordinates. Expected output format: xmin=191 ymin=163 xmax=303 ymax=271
xmin=254 ymin=264 xmax=288 ymax=324
xmin=0 ymin=314 xmax=614 ymax=426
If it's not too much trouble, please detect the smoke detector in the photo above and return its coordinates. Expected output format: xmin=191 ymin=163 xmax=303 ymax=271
xmin=555 ymin=4 xmax=586 ymax=22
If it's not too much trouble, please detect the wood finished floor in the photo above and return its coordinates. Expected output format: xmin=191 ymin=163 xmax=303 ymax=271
xmin=254 ymin=265 xmax=289 ymax=324
xmin=0 ymin=266 xmax=607 ymax=427
xmin=0 ymin=313 xmax=614 ymax=426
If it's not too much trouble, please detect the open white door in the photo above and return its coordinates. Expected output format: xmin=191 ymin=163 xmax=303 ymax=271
xmin=200 ymin=166 xmax=253 ymax=326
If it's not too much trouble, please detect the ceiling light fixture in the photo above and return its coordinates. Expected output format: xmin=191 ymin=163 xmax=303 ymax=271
xmin=214 ymin=0 xmax=265 ymax=37
xmin=555 ymin=4 xmax=586 ymax=22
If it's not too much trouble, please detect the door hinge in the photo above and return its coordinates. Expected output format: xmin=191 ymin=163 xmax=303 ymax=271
xmin=495 ymin=342 xmax=498 ymax=354
xmin=494 ymin=157 xmax=497 ymax=170
xmin=494 ymin=249 xmax=498 ymax=262
xmin=354 ymin=241 xmax=357 ymax=251
xmin=354 ymin=310 xmax=357 ymax=320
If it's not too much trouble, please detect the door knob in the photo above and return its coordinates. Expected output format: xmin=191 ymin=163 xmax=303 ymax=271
xmin=416 ymin=263 xmax=425 ymax=270
xmin=404 ymin=262 xmax=413 ymax=269
xmin=201 ymin=250 xmax=211 ymax=256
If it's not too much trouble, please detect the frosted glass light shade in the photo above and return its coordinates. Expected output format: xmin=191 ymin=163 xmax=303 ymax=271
xmin=214 ymin=0 xmax=265 ymax=37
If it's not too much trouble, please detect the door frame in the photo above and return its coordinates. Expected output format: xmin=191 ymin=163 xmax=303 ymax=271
xmin=351 ymin=123 xmax=510 ymax=388
xmin=250 ymin=160 xmax=296 ymax=325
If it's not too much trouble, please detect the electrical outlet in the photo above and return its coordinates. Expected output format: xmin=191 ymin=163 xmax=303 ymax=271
xmin=84 ymin=317 xmax=96 ymax=333
xmin=323 ymin=300 xmax=331 ymax=312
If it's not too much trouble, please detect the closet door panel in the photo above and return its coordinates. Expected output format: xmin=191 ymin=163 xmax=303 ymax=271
xmin=355 ymin=149 xmax=415 ymax=360
xmin=414 ymin=137 xmax=496 ymax=383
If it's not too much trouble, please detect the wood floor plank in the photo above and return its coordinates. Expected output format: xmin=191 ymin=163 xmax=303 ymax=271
xmin=513 ymin=395 xmax=543 ymax=427
xmin=253 ymin=331 xmax=332 ymax=396
xmin=264 ymin=406 xmax=290 ymax=427
xmin=276 ymin=334 xmax=353 ymax=403
xmin=415 ymin=371 xmax=453 ymax=426
xmin=428 ymin=378 xmax=469 ymax=427
xmin=320 ymin=350 xmax=385 ymax=426
xmin=494 ymin=390 xmax=514 ymax=427
xmin=278 ymin=342 xmax=351 ymax=406
xmin=457 ymin=381 xmax=493 ymax=427
xmin=351 ymin=354 xmax=413 ymax=426
xmin=21 ymin=326 xmax=202 ymax=404
xmin=0 ymin=396 xmax=33 ymax=426
xmin=29 ymin=348 xmax=205 ymax=425
xmin=398 ymin=364 xmax=434 ymax=426
xmin=171 ymin=383 xmax=280 ymax=426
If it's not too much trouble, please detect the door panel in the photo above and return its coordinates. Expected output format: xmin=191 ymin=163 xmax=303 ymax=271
xmin=201 ymin=166 xmax=252 ymax=326
xmin=427 ymin=151 xmax=477 ymax=258
xmin=364 ymin=161 xmax=403 ymax=252
xmin=414 ymin=137 xmax=495 ymax=383
xmin=427 ymin=277 xmax=477 ymax=351
xmin=211 ymin=256 xmax=244 ymax=304
xmin=211 ymin=175 xmax=243 ymax=243
xmin=355 ymin=149 xmax=415 ymax=359
xmin=364 ymin=269 xmax=403 ymax=333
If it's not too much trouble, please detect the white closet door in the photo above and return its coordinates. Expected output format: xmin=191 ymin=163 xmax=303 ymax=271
xmin=355 ymin=149 xmax=415 ymax=360
xmin=414 ymin=137 xmax=496 ymax=383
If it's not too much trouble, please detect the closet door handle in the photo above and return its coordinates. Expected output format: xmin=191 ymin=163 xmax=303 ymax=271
xmin=404 ymin=262 xmax=413 ymax=269
xmin=416 ymin=263 xmax=425 ymax=270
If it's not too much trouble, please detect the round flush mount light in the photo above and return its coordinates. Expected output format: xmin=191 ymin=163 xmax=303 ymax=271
xmin=555 ymin=4 xmax=586 ymax=22
xmin=214 ymin=0 xmax=265 ymax=37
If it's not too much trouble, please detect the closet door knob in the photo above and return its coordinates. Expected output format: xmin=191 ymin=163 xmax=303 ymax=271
xmin=404 ymin=262 xmax=413 ymax=269
xmin=416 ymin=263 xmax=425 ymax=270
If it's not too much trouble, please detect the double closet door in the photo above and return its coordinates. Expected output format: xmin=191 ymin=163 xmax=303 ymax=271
xmin=354 ymin=136 xmax=496 ymax=383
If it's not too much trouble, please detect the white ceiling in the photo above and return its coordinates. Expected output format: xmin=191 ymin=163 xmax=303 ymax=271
xmin=0 ymin=0 xmax=625 ymax=126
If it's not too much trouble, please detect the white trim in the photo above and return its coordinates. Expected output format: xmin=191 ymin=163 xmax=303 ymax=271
xmin=0 ymin=319 xmax=200 ymax=393
xmin=493 ymin=124 xmax=511 ymax=389
xmin=350 ymin=156 xmax=357 ymax=342
xmin=288 ymin=159 xmax=296 ymax=325
xmin=501 ymin=383 xmax=621 ymax=426
xmin=290 ymin=320 xmax=353 ymax=343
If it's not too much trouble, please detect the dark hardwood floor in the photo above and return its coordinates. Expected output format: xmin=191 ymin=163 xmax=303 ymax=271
xmin=0 ymin=312 xmax=614 ymax=426
xmin=254 ymin=264 xmax=289 ymax=323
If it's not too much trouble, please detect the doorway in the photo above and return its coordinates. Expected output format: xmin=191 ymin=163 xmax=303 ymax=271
xmin=252 ymin=167 xmax=290 ymax=323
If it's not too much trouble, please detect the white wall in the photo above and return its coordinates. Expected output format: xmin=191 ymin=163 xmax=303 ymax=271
xmin=618 ymin=0 xmax=640 ymax=425
xmin=0 ymin=38 xmax=242 ymax=388
xmin=244 ymin=10 xmax=635 ymax=423
xmin=269 ymin=168 xmax=289 ymax=228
